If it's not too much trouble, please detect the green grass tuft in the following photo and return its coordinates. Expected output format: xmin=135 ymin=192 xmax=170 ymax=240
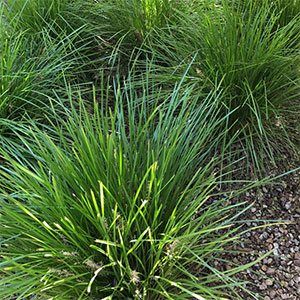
xmin=142 ymin=0 xmax=300 ymax=170
xmin=0 ymin=77 xmax=257 ymax=299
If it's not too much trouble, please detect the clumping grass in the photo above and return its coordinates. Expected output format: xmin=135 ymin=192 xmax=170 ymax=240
xmin=0 ymin=27 xmax=86 ymax=133
xmin=4 ymin=0 xmax=184 ymax=71
xmin=275 ymin=0 xmax=300 ymax=26
xmin=2 ymin=0 xmax=107 ymax=81
xmin=144 ymin=0 xmax=300 ymax=169
xmin=0 ymin=0 xmax=299 ymax=299
xmin=236 ymin=0 xmax=300 ymax=29
xmin=99 ymin=0 xmax=181 ymax=41
xmin=74 ymin=0 xmax=191 ymax=71
xmin=3 ymin=0 xmax=70 ymax=34
xmin=0 ymin=2 xmax=98 ymax=134
xmin=0 ymin=77 xmax=258 ymax=299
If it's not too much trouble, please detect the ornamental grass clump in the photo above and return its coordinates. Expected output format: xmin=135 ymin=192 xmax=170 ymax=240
xmin=0 ymin=2 xmax=96 ymax=134
xmin=146 ymin=0 xmax=300 ymax=169
xmin=151 ymin=1 xmax=299 ymax=126
xmin=3 ymin=0 xmax=70 ymax=34
xmin=236 ymin=0 xmax=300 ymax=29
xmin=0 ymin=78 xmax=255 ymax=299
xmin=99 ymin=0 xmax=181 ymax=41
xmin=77 ymin=0 xmax=189 ymax=71
xmin=0 ymin=28 xmax=86 ymax=132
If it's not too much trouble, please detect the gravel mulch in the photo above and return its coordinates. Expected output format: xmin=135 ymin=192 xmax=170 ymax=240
xmin=229 ymin=166 xmax=300 ymax=299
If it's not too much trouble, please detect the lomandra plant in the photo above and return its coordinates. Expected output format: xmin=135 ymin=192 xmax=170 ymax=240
xmin=100 ymin=0 xmax=179 ymax=40
xmin=1 ymin=78 xmax=255 ymax=299
xmin=235 ymin=0 xmax=300 ymax=29
xmin=275 ymin=0 xmax=300 ymax=27
xmin=0 ymin=3 xmax=90 ymax=134
xmin=86 ymin=0 xmax=188 ymax=68
xmin=152 ymin=0 xmax=300 ymax=124
xmin=0 ymin=31 xmax=77 ymax=128
xmin=3 ymin=0 xmax=69 ymax=34
xmin=2 ymin=0 xmax=101 ymax=68
xmin=148 ymin=0 xmax=300 ymax=168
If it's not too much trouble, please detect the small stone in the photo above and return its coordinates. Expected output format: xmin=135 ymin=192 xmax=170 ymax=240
xmin=285 ymin=202 xmax=292 ymax=210
xmin=266 ymin=268 xmax=276 ymax=275
xmin=267 ymin=258 xmax=273 ymax=264
xmin=265 ymin=279 xmax=273 ymax=286
xmin=281 ymin=280 xmax=288 ymax=288
xmin=273 ymin=245 xmax=279 ymax=256
xmin=259 ymin=283 xmax=267 ymax=290
xmin=261 ymin=265 xmax=268 ymax=272
xmin=260 ymin=232 xmax=269 ymax=240
xmin=269 ymin=290 xmax=276 ymax=298
xmin=294 ymin=260 xmax=300 ymax=267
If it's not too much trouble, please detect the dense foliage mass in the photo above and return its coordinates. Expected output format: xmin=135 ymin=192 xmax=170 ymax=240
xmin=0 ymin=0 xmax=299 ymax=299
